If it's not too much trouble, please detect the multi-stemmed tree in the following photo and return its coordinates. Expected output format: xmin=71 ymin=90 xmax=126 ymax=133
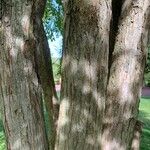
xmin=56 ymin=0 xmax=150 ymax=150
xmin=0 ymin=0 xmax=150 ymax=149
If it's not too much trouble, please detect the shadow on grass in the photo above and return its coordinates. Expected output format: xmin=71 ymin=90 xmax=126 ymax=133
xmin=141 ymin=96 xmax=150 ymax=99
xmin=138 ymin=110 xmax=150 ymax=150
xmin=0 ymin=119 xmax=3 ymax=133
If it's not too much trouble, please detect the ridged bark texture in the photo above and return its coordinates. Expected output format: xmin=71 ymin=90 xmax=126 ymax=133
xmin=31 ymin=0 xmax=58 ymax=149
xmin=0 ymin=0 xmax=48 ymax=149
xmin=102 ymin=0 xmax=150 ymax=149
xmin=55 ymin=0 xmax=112 ymax=150
xmin=131 ymin=121 xmax=142 ymax=150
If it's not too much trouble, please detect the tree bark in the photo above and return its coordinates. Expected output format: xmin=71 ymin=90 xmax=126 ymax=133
xmin=55 ymin=0 xmax=111 ymax=149
xmin=31 ymin=0 xmax=59 ymax=148
xmin=102 ymin=0 xmax=150 ymax=149
xmin=0 ymin=0 xmax=49 ymax=149
xmin=131 ymin=120 xmax=142 ymax=150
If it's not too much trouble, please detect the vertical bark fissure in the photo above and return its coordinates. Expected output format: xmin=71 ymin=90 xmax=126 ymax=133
xmin=108 ymin=0 xmax=123 ymax=76
xmin=102 ymin=0 xmax=150 ymax=149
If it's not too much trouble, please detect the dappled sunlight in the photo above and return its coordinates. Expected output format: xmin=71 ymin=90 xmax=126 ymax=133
xmin=21 ymin=15 xmax=30 ymax=36
xmin=82 ymin=82 xmax=91 ymax=94
xmin=118 ymin=59 xmax=136 ymax=105
xmin=1 ymin=0 xmax=149 ymax=149
xmin=23 ymin=61 xmax=33 ymax=74
xmin=101 ymin=136 xmax=125 ymax=150
xmin=101 ymin=0 xmax=150 ymax=149
xmin=70 ymin=59 xmax=78 ymax=74
xmin=82 ymin=109 xmax=93 ymax=120
xmin=9 ymin=132 xmax=47 ymax=150
xmin=15 ymin=37 xmax=24 ymax=54
xmin=55 ymin=2 xmax=110 ymax=143
xmin=63 ymin=55 xmax=70 ymax=70
xmin=102 ymin=127 xmax=126 ymax=150
xmin=119 ymin=2 xmax=148 ymax=51
xmin=57 ymin=98 xmax=70 ymax=128
xmin=0 ymin=1 xmax=49 ymax=148
xmin=64 ymin=56 xmax=97 ymax=82
xmin=131 ymin=129 xmax=141 ymax=150
xmin=72 ymin=123 xmax=85 ymax=133
xmin=57 ymin=132 xmax=67 ymax=142
xmin=12 ymin=139 xmax=21 ymax=150
xmin=103 ymin=117 xmax=114 ymax=125
xmin=56 ymin=52 xmax=106 ymax=149
xmin=80 ymin=59 xmax=97 ymax=82
xmin=86 ymin=135 xmax=95 ymax=145
xmin=9 ymin=47 xmax=18 ymax=59
xmin=123 ymin=110 xmax=133 ymax=120
xmin=32 ymin=76 xmax=40 ymax=87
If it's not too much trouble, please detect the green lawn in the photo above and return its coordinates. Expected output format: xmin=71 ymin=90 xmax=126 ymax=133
xmin=139 ymin=98 xmax=150 ymax=150
xmin=0 ymin=115 xmax=5 ymax=150
xmin=0 ymin=98 xmax=150 ymax=150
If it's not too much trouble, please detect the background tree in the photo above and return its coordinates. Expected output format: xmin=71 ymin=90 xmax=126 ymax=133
xmin=43 ymin=0 xmax=63 ymax=41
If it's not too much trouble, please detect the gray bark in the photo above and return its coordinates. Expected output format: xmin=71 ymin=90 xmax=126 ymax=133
xmin=131 ymin=121 xmax=142 ymax=150
xmin=0 ymin=0 xmax=49 ymax=149
xmin=102 ymin=0 xmax=150 ymax=149
xmin=55 ymin=0 xmax=112 ymax=150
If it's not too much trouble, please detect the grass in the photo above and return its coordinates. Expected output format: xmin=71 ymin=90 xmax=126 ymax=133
xmin=0 ymin=98 xmax=150 ymax=149
xmin=139 ymin=97 xmax=150 ymax=150
xmin=0 ymin=115 xmax=6 ymax=150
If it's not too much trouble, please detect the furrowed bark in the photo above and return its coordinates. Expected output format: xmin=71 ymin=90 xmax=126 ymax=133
xmin=102 ymin=0 xmax=150 ymax=149
xmin=0 ymin=0 xmax=48 ymax=149
xmin=55 ymin=0 xmax=112 ymax=149
xmin=131 ymin=9 xmax=150 ymax=150
xmin=108 ymin=0 xmax=123 ymax=72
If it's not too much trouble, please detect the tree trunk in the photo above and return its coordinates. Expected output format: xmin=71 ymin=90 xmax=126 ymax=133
xmin=31 ymin=0 xmax=59 ymax=148
xmin=131 ymin=120 xmax=142 ymax=150
xmin=55 ymin=0 xmax=111 ymax=149
xmin=102 ymin=0 xmax=150 ymax=149
xmin=0 ymin=0 xmax=49 ymax=149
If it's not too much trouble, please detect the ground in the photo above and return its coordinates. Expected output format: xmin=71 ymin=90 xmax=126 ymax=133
xmin=142 ymin=87 xmax=150 ymax=97
xmin=0 ymin=114 xmax=5 ymax=150
xmin=139 ymin=98 xmax=150 ymax=150
xmin=0 ymin=98 xmax=150 ymax=150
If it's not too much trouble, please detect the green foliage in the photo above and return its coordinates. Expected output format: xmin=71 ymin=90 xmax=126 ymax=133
xmin=52 ymin=58 xmax=61 ymax=82
xmin=144 ymin=72 xmax=150 ymax=87
xmin=43 ymin=0 xmax=63 ymax=81
xmin=144 ymin=46 xmax=150 ymax=86
xmin=43 ymin=0 xmax=63 ymax=41
xmin=139 ymin=98 xmax=150 ymax=150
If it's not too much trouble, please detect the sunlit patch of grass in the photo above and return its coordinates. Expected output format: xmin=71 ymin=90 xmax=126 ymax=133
xmin=0 ymin=132 xmax=6 ymax=150
xmin=0 ymin=115 xmax=6 ymax=150
xmin=139 ymin=98 xmax=150 ymax=150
